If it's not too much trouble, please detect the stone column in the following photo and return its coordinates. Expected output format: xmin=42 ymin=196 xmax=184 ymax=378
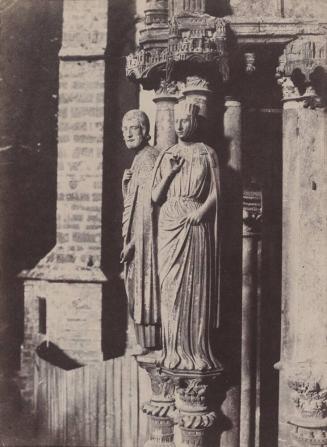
xmin=224 ymin=98 xmax=242 ymax=172
xmin=173 ymin=373 xmax=223 ymax=447
xmin=240 ymin=190 xmax=262 ymax=447
xmin=276 ymin=36 xmax=327 ymax=447
xmin=138 ymin=358 xmax=176 ymax=447
xmin=220 ymin=97 xmax=242 ymax=447
xmin=19 ymin=0 xmax=109 ymax=406
xmin=153 ymin=82 xmax=178 ymax=149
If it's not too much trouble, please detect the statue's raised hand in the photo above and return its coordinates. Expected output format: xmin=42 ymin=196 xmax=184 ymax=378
xmin=168 ymin=155 xmax=185 ymax=176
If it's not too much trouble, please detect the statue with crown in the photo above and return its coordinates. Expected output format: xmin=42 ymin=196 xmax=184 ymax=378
xmin=151 ymin=101 xmax=222 ymax=374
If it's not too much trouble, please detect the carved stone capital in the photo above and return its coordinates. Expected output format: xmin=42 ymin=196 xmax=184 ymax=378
xmin=154 ymin=80 xmax=179 ymax=99
xmin=286 ymin=363 xmax=327 ymax=446
xmin=277 ymin=76 xmax=301 ymax=101
xmin=277 ymin=36 xmax=327 ymax=81
xmin=138 ymin=359 xmax=176 ymax=446
xmin=288 ymin=365 xmax=327 ymax=421
xmin=169 ymin=372 xmax=223 ymax=447
xmin=276 ymin=36 xmax=327 ymax=107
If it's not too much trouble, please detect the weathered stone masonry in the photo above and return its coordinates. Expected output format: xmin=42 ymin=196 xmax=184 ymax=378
xmin=20 ymin=0 xmax=109 ymax=406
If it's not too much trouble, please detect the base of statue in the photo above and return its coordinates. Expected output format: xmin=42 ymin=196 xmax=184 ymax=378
xmin=161 ymin=367 xmax=223 ymax=447
xmin=137 ymin=356 xmax=177 ymax=447
xmin=160 ymin=366 xmax=223 ymax=379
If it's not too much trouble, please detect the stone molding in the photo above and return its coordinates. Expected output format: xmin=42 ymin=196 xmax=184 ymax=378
xmin=19 ymin=246 xmax=107 ymax=283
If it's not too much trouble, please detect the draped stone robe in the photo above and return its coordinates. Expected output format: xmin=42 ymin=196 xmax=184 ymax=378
xmin=152 ymin=142 xmax=222 ymax=371
xmin=122 ymin=145 xmax=160 ymax=348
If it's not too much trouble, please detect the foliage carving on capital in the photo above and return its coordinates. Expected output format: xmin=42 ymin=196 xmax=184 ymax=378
xmin=185 ymin=75 xmax=210 ymax=90
xmin=277 ymin=36 xmax=327 ymax=80
xmin=155 ymin=79 xmax=179 ymax=97
xmin=277 ymin=77 xmax=300 ymax=101
xmin=276 ymin=36 xmax=327 ymax=106
xmin=141 ymin=366 xmax=176 ymax=419
xmin=174 ymin=378 xmax=217 ymax=431
xmin=287 ymin=364 xmax=327 ymax=445
xmin=288 ymin=377 xmax=327 ymax=420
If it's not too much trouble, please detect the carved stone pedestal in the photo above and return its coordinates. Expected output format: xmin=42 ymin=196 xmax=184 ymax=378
xmin=138 ymin=358 xmax=176 ymax=447
xmin=144 ymin=416 xmax=175 ymax=447
xmin=168 ymin=370 xmax=223 ymax=447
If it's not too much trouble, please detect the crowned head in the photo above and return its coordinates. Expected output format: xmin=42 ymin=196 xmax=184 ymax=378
xmin=174 ymin=101 xmax=200 ymax=142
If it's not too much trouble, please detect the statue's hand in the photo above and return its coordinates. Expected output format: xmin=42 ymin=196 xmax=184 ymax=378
xmin=120 ymin=242 xmax=135 ymax=263
xmin=168 ymin=155 xmax=185 ymax=176
xmin=185 ymin=209 xmax=204 ymax=226
xmin=122 ymin=169 xmax=133 ymax=185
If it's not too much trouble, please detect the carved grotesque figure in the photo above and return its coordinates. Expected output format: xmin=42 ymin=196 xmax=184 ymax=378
xmin=121 ymin=110 xmax=160 ymax=354
xmin=151 ymin=102 xmax=222 ymax=371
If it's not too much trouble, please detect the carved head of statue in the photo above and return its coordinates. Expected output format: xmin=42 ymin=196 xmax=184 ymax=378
xmin=174 ymin=101 xmax=200 ymax=142
xmin=122 ymin=109 xmax=151 ymax=150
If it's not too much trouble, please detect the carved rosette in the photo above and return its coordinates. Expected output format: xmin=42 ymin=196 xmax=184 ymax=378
xmin=276 ymin=36 xmax=327 ymax=108
xmin=287 ymin=364 xmax=327 ymax=446
xmin=139 ymin=360 xmax=176 ymax=447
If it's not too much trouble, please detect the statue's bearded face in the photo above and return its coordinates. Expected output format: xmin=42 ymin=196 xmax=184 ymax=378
xmin=175 ymin=115 xmax=192 ymax=141
xmin=122 ymin=118 xmax=145 ymax=150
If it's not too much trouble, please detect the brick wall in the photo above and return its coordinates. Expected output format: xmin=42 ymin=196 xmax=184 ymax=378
xmin=20 ymin=0 xmax=109 ymax=407
xmin=56 ymin=60 xmax=105 ymax=269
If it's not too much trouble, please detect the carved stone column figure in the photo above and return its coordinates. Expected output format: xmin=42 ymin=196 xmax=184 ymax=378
xmin=151 ymin=101 xmax=224 ymax=446
xmin=121 ymin=110 xmax=161 ymax=354
xmin=240 ymin=189 xmax=262 ymax=447
xmin=276 ymin=35 xmax=327 ymax=447
xmin=126 ymin=3 xmax=230 ymax=445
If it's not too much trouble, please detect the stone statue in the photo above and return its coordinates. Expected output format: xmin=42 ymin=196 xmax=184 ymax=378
xmin=121 ymin=110 xmax=160 ymax=354
xmin=151 ymin=102 xmax=222 ymax=371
